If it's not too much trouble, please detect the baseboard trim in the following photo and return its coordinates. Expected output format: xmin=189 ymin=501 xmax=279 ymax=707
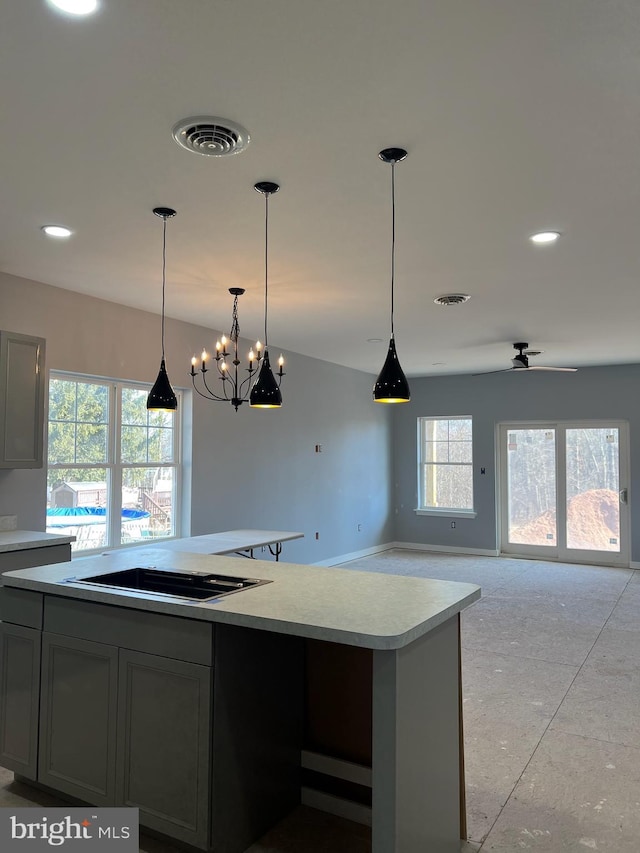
xmin=313 ymin=543 xmax=395 ymax=567
xmin=392 ymin=541 xmax=500 ymax=558
xmin=629 ymin=561 xmax=640 ymax=570
xmin=317 ymin=540 xmax=501 ymax=566
xmin=301 ymin=750 xmax=372 ymax=788
xmin=301 ymin=787 xmax=372 ymax=826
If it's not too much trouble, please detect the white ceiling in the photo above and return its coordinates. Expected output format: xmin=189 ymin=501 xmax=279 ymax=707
xmin=3 ymin=0 xmax=640 ymax=376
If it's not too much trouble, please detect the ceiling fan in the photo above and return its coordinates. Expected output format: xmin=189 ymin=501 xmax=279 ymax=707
xmin=474 ymin=342 xmax=578 ymax=375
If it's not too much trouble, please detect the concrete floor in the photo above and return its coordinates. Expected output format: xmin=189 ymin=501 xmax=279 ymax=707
xmin=341 ymin=549 xmax=640 ymax=852
xmin=1 ymin=549 xmax=638 ymax=851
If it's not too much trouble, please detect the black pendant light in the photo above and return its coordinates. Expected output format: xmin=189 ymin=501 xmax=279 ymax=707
xmin=250 ymin=181 xmax=285 ymax=408
xmin=147 ymin=207 xmax=178 ymax=411
xmin=373 ymin=148 xmax=411 ymax=403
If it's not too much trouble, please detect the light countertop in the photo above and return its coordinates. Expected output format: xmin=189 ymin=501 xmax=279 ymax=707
xmin=2 ymin=550 xmax=480 ymax=650
xmin=0 ymin=530 xmax=75 ymax=553
xmin=103 ymin=529 xmax=303 ymax=556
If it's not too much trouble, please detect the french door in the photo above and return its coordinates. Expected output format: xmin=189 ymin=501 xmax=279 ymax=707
xmin=499 ymin=422 xmax=629 ymax=566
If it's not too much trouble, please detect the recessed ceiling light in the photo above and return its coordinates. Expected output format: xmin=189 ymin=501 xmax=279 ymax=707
xmin=367 ymin=338 xmax=384 ymax=343
xmin=47 ymin=0 xmax=99 ymax=16
xmin=41 ymin=225 xmax=73 ymax=238
xmin=530 ymin=231 xmax=561 ymax=244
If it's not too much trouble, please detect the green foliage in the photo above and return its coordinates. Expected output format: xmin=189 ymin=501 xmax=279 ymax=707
xmin=48 ymin=379 xmax=109 ymax=464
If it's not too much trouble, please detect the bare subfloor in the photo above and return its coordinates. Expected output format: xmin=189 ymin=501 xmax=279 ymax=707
xmin=2 ymin=549 xmax=638 ymax=852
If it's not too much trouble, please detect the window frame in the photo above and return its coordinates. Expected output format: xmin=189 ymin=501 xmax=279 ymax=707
xmin=47 ymin=371 xmax=182 ymax=554
xmin=415 ymin=415 xmax=476 ymax=517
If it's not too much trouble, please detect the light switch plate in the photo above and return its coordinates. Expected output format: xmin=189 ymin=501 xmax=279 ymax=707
xmin=0 ymin=515 xmax=18 ymax=531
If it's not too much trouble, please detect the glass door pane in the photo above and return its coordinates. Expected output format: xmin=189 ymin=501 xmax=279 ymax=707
xmin=565 ymin=428 xmax=620 ymax=553
xmin=506 ymin=428 xmax=557 ymax=547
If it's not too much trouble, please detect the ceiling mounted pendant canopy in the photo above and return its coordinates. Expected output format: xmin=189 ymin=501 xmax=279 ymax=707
xmin=373 ymin=148 xmax=411 ymax=403
xmin=250 ymin=181 xmax=285 ymax=409
xmin=147 ymin=207 xmax=178 ymax=412
xmin=190 ymin=287 xmax=265 ymax=411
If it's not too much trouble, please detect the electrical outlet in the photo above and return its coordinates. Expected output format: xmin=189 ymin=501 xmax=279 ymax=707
xmin=315 ymin=531 xmax=319 ymax=540
xmin=451 ymin=521 xmax=456 ymax=529
xmin=357 ymin=523 xmax=362 ymax=532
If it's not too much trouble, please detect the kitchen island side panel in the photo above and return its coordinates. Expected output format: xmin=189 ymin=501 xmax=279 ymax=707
xmin=373 ymin=615 xmax=461 ymax=853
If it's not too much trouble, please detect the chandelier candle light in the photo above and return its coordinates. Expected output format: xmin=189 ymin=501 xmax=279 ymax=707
xmin=373 ymin=148 xmax=411 ymax=403
xmin=190 ymin=287 xmax=265 ymax=411
xmin=249 ymin=181 xmax=285 ymax=408
xmin=147 ymin=207 xmax=178 ymax=412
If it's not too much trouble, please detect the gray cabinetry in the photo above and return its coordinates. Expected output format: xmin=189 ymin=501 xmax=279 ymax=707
xmin=0 ymin=544 xmax=72 ymax=576
xmin=0 ymin=592 xmax=303 ymax=852
xmin=38 ymin=633 xmax=118 ymax=806
xmin=117 ymin=650 xmax=211 ymax=849
xmin=0 ymin=623 xmax=41 ymax=779
xmin=0 ymin=331 xmax=46 ymax=469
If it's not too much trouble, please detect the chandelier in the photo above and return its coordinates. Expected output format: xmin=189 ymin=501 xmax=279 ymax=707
xmin=190 ymin=180 xmax=286 ymax=411
xmin=190 ymin=287 xmax=264 ymax=411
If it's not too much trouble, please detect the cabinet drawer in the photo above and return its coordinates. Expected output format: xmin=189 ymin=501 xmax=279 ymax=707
xmin=44 ymin=596 xmax=213 ymax=665
xmin=0 ymin=545 xmax=71 ymax=573
xmin=0 ymin=587 xmax=43 ymax=628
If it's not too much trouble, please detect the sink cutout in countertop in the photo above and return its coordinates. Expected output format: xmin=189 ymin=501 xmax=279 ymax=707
xmin=74 ymin=566 xmax=271 ymax=601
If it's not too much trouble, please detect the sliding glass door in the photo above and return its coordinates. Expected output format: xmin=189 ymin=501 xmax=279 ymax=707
xmin=499 ymin=422 xmax=629 ymax=565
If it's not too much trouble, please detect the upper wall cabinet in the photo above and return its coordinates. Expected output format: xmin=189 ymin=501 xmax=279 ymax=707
xmin=0 ymin=331 xmax=46 ymax=469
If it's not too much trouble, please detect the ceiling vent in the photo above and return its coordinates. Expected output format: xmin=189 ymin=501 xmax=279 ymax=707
xmin=172 ymin=117 xmax=250 ymax=157
xmin=433 ymin=293 xmax=471 ymax=306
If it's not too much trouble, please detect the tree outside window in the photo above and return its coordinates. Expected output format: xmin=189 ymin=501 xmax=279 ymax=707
xmin=418 ymin=417 xmax=473 ymax=511
xmin=47 ymin=374 xmax=181 ymax=553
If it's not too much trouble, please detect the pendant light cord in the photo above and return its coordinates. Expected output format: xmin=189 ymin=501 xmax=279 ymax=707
xmin=161 ymin=214 xmax=167 ymax=360
xmin=390 ymin=161 xmax=396 ymax=339
xmin=263 ymin=192 xmax=269 ymax=347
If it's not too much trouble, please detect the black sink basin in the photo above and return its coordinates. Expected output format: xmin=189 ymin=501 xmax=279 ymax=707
xmin=75 ymin=567 xmax=271 ymax=601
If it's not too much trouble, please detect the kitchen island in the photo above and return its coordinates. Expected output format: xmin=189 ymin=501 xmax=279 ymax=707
xmin=0 ymin=550 xmax=480 ymax=853
xmin=0 ymin=529 xmax=75 ymax=574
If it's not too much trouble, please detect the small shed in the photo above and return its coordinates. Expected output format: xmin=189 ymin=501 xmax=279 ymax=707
xmin=51 ymin=481 xmax=107 ymax=508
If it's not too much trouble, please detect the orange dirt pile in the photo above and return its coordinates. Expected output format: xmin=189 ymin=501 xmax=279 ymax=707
xmin=510 ymin=488 xmax=619 ymax=551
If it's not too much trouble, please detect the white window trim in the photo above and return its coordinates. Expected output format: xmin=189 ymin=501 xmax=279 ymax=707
xmin=417 ymin=415 xmax=475 ymax=514
xmin=47 ymin=371 xmax=183 ymax=555
xmin=414 ymin=508 xmax=477 ymax=518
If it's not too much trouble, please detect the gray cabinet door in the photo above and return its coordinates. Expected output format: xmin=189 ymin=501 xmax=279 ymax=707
xmin=0 ymin=331 xmax=45 ymax=469
xmin=0 ymin=623 xmax=41 ymax=779
xmin=39 ymin=633 xmax=117 ymax=805
xmin=116 ymin=649 xmax=211 ymax=850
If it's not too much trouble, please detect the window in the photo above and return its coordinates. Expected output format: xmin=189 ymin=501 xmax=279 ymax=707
xmin=47 ymin=373 xmax=181 ymax=554
xmin=417 ymin=417 xmax=474 ymax=513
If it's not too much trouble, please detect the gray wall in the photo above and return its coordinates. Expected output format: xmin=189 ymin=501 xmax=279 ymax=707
xmin=393 ymin=366 xmax=640 ymax=562
xmin=0 ymin=271 xmax=394 ymax=565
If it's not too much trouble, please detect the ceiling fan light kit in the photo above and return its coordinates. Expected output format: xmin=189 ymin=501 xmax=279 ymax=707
xmin=474 ymin=342 xmax=577 ymax=376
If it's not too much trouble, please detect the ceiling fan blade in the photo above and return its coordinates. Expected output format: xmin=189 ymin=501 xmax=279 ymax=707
xmin=527 ymin=366 xmax=577 ymax=372
xmin=472 ymin=368 xmax=513 ymax=376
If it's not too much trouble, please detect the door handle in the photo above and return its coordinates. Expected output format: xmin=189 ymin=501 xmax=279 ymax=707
xmin=619 ymin=488 xmax=628 ymax=505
